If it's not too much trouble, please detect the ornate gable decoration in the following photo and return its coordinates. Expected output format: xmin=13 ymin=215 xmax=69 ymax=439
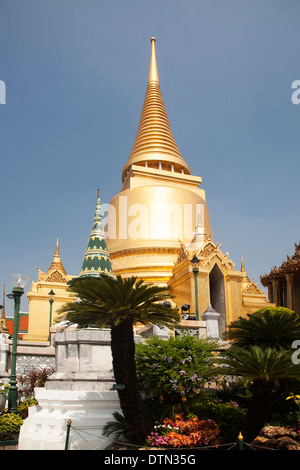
xmin=175 ymin=241 xmax=189 ymax=264
xmin=198 ymin=239 xmax=235 ymax=270
xmin=261 ymin=241 xmax=300 ymax=284
xmin=39 ymin=238 xmax=68 ymax=284
xmin=242 ymin=281 xmax=264 ymax=295
xmin=280 ymin=242 xmax=300 ymax=273
xmin=45 ymin=270 xmax=67 ymax=284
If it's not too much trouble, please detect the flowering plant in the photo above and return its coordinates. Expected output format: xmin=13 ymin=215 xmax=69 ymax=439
xmin=136 ymin=333 xmax=218 ymax=403
xmin=0 ymin=413 xmax=23 ymax=440
xmin=146 ymin=413 xmax=220 ymax=448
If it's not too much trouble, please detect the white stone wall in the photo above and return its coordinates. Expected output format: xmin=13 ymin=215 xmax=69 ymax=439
xmin=18 ymin=328 xmax=121 ymax=450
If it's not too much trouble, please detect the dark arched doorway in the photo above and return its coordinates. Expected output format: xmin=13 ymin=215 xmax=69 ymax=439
xmin=209 ymin=264 xmax=226 ymax=338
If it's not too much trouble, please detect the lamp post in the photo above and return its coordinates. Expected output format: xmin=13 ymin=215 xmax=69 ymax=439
xmin=7 ymin=274 xmax=27 ymax=413
xmin=48 ymin=289 xmax=55 ymax=341
xmin=191 ymin=255 xmax=200 ymax=321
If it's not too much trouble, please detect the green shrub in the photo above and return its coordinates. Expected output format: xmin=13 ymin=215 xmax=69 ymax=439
xmin=186 ymin=400 xmax=246 ymax=441
xmin=227 ymin=306 xmax=300 ymax=350
xmin=251 ymin=307 xmax=295 ymax=318
xmin=136 ymin=333 xmax=218 ymax=404
xmin=0 ymin=413 xmax=23 ymax=441
xmin=17 ymin=397 xmax=38 ymax=420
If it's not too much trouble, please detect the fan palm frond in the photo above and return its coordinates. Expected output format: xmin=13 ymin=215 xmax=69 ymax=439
xmin=56 ymin=274 xmax=180 ymax=329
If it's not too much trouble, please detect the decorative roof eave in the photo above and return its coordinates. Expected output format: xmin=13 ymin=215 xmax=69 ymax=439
xmin=261 ymin=267 xmax=300 ymax=284
xmin=260 ymin=242 xmax=300 ymax=284
xmin=34 ymin=239 xmax=68 ymax=284
xmin=242 ymin=281 xmax=265 ymax=296
xmin=197 ymin=239 xmax=235 ymax=270
xmin=174 ymin=238 xmax=235 ymax=271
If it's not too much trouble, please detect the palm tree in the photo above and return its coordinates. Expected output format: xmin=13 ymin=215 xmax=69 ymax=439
xmin=57 ymin=274 xmax=180 ymax=445
xmin=219 ymin=345 xmax=300 ymax=442
xmin=227 ymin=307 xmax=300 ymax=350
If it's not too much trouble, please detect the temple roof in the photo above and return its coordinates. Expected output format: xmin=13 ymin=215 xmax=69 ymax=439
xmin=80 ymin=190 xmax=114 ymax=277
xmin=261 ymin=242 xmax=300 ymax=283
xmin=47 ymin=237 xmax=67 ymax=276
xmin=122 ymin=37 xmax=191 ymax=182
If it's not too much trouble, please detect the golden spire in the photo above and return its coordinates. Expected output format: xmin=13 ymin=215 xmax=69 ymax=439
xmin=148 ymin=37 xmax=159 ymax=83
xmin=241 ymin=253 xmax=250 ymax=282
xmin=241 ymin=253 xmax=245 ymax=272
xmin=47 ymin=237 xmax=67 ymax=276
xmin=122 ymin=37 xmax=190 ymax=182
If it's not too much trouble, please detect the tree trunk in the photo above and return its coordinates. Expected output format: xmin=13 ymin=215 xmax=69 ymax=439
xmin=110 ymin=319 xmax=153 ymax=444
xmin=240 ymin=379 xmax=274 ymax=443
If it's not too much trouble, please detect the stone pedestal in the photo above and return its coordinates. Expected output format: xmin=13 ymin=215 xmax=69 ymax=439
xmin=201 ymin=304 xmax=220 ymax=339
xmin=19 ymin=388 xmax=121 ymax=450
xmin=18 ymin=328 xmax=122 ymax=450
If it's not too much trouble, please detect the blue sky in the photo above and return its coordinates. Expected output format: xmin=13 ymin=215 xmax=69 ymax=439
xmin=0 ymin=0 xmax=299 ymax=314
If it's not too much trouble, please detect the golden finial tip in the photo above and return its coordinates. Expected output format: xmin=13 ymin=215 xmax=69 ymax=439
xmin=151 ymin=37 xmax=156 ymax=42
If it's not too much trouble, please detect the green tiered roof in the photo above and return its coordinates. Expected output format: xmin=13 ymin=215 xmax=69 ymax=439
xmin=80 ymin=190 xmax=114 ymax=277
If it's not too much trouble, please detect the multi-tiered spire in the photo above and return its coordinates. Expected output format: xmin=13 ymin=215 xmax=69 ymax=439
xmin=122 ymin=37 xmax=191 ymax=182
xmin=47 ymin=237 xmax=67 ymax=276
xmin=80 ymin=190 xmax=114 ymax=277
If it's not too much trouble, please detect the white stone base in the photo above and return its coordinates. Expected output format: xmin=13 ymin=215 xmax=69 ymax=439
xmin=18 ymin=387 xmax=122 ymax=450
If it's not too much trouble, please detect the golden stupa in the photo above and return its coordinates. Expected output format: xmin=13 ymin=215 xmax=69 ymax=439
xmin=25 ymin=38 xmax=271 ymax=341
xmin=105 ymin=38 xmax=271 ymax=336
xmin=106 ymin=38 xmax=213 ymax=281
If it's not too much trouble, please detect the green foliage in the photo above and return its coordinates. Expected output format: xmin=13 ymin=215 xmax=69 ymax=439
xmin=185 ymin=399 xmax=246 ymax=441
xmin=57 ymin=274 xmax=181 ymax=445
xmin=102 ymin=411 xmax=134 ymax=442
xmin=220 ymin=308 xmax=300 ymax=441
xmin=0 ymin=384 xmax=9 ymax=395
xmin=57 ymin=274 xmax=180 ymax=329
xmin=17 ymin=397 xmax=38 ymax=420
xmin=227 ymin=307 xmax=300 ymax=350
xmin=0 ymin=413 xmax=23 ymax=441
xmin=218 ymin=345 xmax=300 ymax=382
xmin=0 ymin=398 xmax=38 ymax=440
xmin=251 ymin=306 xmax=295 ymax=318
xmin=136 ymin=333 xmax=218 ymax=403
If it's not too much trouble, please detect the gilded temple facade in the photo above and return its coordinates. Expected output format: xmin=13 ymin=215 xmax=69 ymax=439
xmin=26 ymin=238 xmax=76 ymax=341
xmin=25 ymin=38 xmax=271 ymax=341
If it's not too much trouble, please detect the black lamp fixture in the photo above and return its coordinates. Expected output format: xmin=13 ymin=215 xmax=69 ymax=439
xmin=191 ymin=255 xmax=200 ymax=320
xmin=48 ymin=289 xmax=55 ymax=341
xmin=191 ymin=254 xmax=200 ymax=270
xmin=6 ymin=274 xmax=28 ymax=413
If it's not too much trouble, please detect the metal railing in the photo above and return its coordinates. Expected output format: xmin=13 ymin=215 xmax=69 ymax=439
xmin=64 ymin=420 xmax=276 ymax=451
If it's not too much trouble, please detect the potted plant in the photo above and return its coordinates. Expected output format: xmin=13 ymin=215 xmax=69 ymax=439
xmin=0 ymin=384 xmax=9 ymax=413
